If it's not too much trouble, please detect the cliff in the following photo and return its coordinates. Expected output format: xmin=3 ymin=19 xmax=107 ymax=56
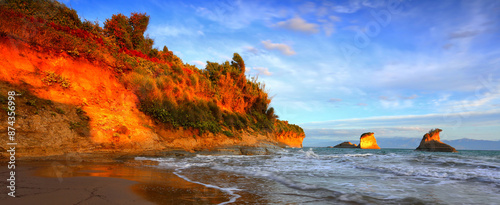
xmin=332 ymin=142 xmax=358 ymax=148
xmin=274 ymin=120 xmax=305 ymax=148
xmin=416 ymin=129 xmax=457 ymax=152
xmin=275 ymin=131 xmax=305 ymax=148
xmin=0 ymin=1 xmax=305 ymax=159
xmin=359 ymin=132 xmax=381 ymax=149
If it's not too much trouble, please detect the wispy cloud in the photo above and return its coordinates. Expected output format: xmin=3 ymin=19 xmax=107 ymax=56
xmin=194 ymin=1 xmax=282 ymax=29
xmin=445 ymin=77 xmax=500 ymax=111
xmin=149 ymin=25 xmax=203 ymax=37
xmin=301 ymin=109 xmax=500 ymax=129
xmin=332 ymin=0 xmax=384 ymax=13
xmin=328 ymin=98 xmax=343 ymax=103
xmin=251 ymin=67 xmax=272 ymax=76
xmin=274 ymin=17 xmax=319 ymax=34
xmin=191 ymin=60 xmax=206 ymax=68
xmin=448 ymin=30 xmax=482 ymax=39
xmin=245 ymin=46 xmax=259 ymax=55
xmin=261 ymin=40 xmax=296 ymax=56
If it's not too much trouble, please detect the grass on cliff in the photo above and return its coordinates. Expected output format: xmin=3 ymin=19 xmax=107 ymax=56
xmin=0 ymin=0 xmax=304 ymax=137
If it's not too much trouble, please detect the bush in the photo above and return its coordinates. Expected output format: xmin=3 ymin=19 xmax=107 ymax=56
xmin=55 ymin=107 xmax=65 ymax=114
xmin=42 ymin=71 xmax=71 ymax=88
xmin=222 ymin=130 xmax=234 ymax=137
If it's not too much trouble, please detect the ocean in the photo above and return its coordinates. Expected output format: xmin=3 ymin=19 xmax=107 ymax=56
xmin=137 ymin=148 xmax=500 ymax=204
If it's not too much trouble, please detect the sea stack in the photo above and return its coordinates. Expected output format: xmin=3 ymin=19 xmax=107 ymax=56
xmin=359 ymin=132 xmax=381 ymax=149
xmin=332 ymin=141 xmax=358 ymax=148
xmin=415 ymin=129 xmax=457 ymax=152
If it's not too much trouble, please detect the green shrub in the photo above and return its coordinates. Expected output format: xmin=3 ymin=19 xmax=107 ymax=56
xmin=222 ymin=130 xmax=234 ymax=137
xmin=55 ymin=107 xmax=65 ymax=114
xmin=26 ymin=99 xmax=37 ymax=107
xmin=69 ymin=121 xmax=83 ymax=130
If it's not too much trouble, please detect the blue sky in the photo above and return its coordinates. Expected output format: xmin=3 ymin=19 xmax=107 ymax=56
xmin=65 ymin=0 xmax=500 ymax=145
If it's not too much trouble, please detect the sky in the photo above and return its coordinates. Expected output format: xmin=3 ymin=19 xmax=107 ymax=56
xmin=64 ymin=0 xmax=500 ymax=145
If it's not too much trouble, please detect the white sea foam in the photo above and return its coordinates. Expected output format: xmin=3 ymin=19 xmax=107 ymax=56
xmin=297 ymin=148 xmax=320 ymax=159
xmin=173 ymin=169 xmax=241 ymax=205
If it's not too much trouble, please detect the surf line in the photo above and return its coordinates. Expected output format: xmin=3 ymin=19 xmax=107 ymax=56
xmin=173 ymin=168 xmax=241 ymax=205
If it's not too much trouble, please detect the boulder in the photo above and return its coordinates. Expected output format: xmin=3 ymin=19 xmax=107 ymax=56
xmin=415 ymin=129 xmax=457 ymax=152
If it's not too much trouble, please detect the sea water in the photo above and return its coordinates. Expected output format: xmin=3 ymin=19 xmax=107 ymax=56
xmin=137 ymin=148 xmax=500 ymax=204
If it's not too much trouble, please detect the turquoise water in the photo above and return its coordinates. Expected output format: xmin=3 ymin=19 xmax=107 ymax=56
xmin=139 ymin=148 xmax=500 ymax=204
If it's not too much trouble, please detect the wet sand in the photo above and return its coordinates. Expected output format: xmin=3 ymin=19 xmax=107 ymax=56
xmin=0 ymin=160 xmax=240 ymax=204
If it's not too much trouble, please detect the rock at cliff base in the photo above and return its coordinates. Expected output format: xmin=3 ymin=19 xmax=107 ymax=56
xmin=359 ymin=132 xmax=381 ymax=149
xmin=415 ymin=129 xmax=457 ymax=152
xmin=332 ymin=141 xmax=359 ymax=148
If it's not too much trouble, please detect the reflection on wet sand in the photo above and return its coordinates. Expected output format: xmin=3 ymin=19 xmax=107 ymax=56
xmin=35 ymin=162 xmax=238 ymax=204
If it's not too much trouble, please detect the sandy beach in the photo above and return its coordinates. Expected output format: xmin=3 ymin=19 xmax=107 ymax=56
xmin=0 ymin=160 xmax=237 ymax=204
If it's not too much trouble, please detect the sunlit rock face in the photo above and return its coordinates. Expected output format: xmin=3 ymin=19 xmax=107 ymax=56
xmin=416 ymin=129 xmax=457 ymax=152
xmin=359 ymin=132 xmax=381 ymax=149
xmin=276 ymin=131 xmax=305 ymax=148
xmin=332 ymin=141 xmax=359 ymax=148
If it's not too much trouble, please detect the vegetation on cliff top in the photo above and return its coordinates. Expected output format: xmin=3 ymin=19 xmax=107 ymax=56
xmin=0 ymin=0 xmax=304 ymax=137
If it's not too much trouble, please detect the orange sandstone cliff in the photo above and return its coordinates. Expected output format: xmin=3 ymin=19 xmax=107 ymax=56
xmin=416 ymin=129 xmax=457 ymax=152
xmin=0 ymin=36 xmax=305 ymax=159
xmin=274 ymin=121 xmax=305 ymax=148
xmin=359 ymin=132 xmax=381 ymax=149
xmin=0 ymin=1 xmax=306 ymax=159
xmin=275 ymin=131 xmax=305 ymax=148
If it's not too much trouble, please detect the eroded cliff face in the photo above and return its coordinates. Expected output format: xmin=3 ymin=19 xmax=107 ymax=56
xmin=0 ymin=38 xmax=282 ymax=159
xmin=416 ymin=129 xmax=457 ymax=152
xmin=275 ymin=131 xmax=305 ymax=148
xmin=359 ymin=132 xmax=381 ymax=149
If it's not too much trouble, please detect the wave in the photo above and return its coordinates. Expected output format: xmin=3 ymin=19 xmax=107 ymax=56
xmin=135 ymin=150 xmax=500 ymax=204
xmin=354 ymin=162 xmax=500 ymax=184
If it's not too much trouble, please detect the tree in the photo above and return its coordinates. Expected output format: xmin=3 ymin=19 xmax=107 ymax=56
xmin=104 ymin=13 xmax=133 ymax=49
xmin=231 ymin=53 xmax=245 ymax=74
xmin=104 ymin=12 xmax=151 ymax=52
xmin=129 ymin=12 xmax=150 ymax=51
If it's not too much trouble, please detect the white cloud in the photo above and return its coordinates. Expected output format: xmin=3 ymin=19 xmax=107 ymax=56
xmin=252 ymin=67 xmax=272 ymax=76
xmin=192 ymin=60 xmax=206 ymax=68
xmin=332 ymin=0 xmax=383 ymax=13
xmin=329 ymin=15 xmax=341 ymax=22
xmin=261 ymin=40 xmax=296 ymax=56
xmin=245 ymin=46 xmax=259 ymax=55
xmin=304 ymin=127 xmax=427 ymax=138
xmin=149 ymin=25 xmax=203 ymax=37
xmin=403 ymin=94 xmax=418 ymax=100
xmin=448 ymin=30 xmax=481 ymax=39
xmin=301 ymin=109 xmax=500 ymax=129
xmin=328 ymin=98 xmax=343 ymax=103
xmin=194 ymin=1 xmax=283 ymax=29
xmin=274 ymin=17 xmax=319 ymax=34
xmin=444 ymin=76 xmax=500 ymax=112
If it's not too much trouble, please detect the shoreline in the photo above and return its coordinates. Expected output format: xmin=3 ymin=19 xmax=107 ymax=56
xmin=0 ymin=160 xmax=242 ymax=204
